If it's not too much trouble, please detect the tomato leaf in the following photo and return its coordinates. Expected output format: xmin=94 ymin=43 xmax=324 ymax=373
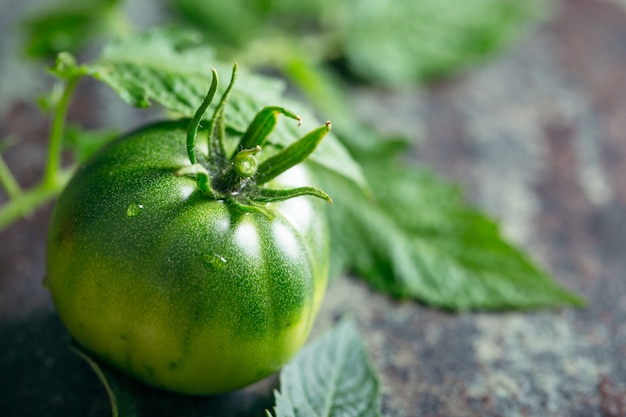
xmin=168 ymin=0 xmax=545 ymax=87
xmin=170 ymin=0 xmax=273 ymax=47
xmin=334 ymin=0 xmax=546 ymax=86
xmin=267 ymin=319 xmax=381 ymax=417
xmin=21 ymin=0 xmax=124 ymax=59
xmin=71 ymin=340 xmax=139 ymax=417
xmin=314 ymin=143 xmax=586 ymax=311
xmin=80 ymin=28 xmax=367 ymax=190
xmin=169 ymin=0 xmax=327 ymax=48
xmin=87 ymin=28 xmax=221 ymax=113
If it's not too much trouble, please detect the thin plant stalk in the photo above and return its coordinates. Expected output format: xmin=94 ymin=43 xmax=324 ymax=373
xmin=44 ymin=76 xmax=80 ymax=188
xmin=0 ymin=76 xmax=81 ymax=230
xmin=0 ymin=154 xmax=21 ymax=198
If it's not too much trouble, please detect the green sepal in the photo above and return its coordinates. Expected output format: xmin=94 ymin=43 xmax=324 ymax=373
xmin=176 ymin=163 xmax=221 ymax=199
xmin=227 ymin=197 xmax=275 ymax=218
xmin=236 ymin=106 xmax=301 ymax=153
xmin=196 ymin=171 xmax=218 ymax=198
xmin=254 ymin=186 xmax=332 ymax=204
xmin=187 ymin=68 xmax=218 ymax=164
xmin=208 ymin=63 xmax=238 ymax=163
xmin=255 ymin=121 xmax=331 ymax=185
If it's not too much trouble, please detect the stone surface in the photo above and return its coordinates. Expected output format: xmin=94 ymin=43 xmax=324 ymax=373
xmin=2 ymin=0 xmax=626 ymax=416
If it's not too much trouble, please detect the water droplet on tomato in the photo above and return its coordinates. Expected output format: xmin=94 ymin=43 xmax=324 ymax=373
xmin=126 ymin=203 xmax=144 ymax=217
xmin=205 ymin=253 xmax=227 ymax=269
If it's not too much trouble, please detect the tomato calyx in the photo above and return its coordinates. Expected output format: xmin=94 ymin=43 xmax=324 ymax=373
xmin=177 ymin=64 xmax=332 ymax=214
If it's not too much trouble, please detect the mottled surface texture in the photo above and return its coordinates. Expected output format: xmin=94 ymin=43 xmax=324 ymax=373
xmin=2 ymin=0 xmax=626 ymax=416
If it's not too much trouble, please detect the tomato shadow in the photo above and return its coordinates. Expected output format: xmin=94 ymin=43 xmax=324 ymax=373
xmin=0 ymin=312 xmax=276 ymax=417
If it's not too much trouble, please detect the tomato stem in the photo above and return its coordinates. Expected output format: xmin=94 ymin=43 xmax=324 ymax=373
xmin=233 ymin=146 xmax=261 ymax=179
xmin=213 ymin=146 xmax=261 ymax=194
xmin=181 ymin=65 xmax=332 ymax=208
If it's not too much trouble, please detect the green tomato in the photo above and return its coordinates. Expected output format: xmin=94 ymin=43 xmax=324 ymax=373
xmin=45 ymin=107 xmax=330 ymax=394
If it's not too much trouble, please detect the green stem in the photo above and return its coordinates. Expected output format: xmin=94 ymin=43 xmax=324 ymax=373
xmin=0 ymin=154 xmax=21 ymax=198
xmin=43 ymin=76 xmax=80 ymax=189
xmin=0 ymin=168 xmax=72 ymax=231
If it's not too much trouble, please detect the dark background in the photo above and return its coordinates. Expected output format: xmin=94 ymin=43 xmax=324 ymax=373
xmin=2 ymin=0 xmax=626 ymax=415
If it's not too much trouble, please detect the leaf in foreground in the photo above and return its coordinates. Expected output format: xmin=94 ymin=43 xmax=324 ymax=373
xmin=267 ymin=319 xmax=381 ymax=417
xmin=315 ymin=143 xmax=586 ymax=311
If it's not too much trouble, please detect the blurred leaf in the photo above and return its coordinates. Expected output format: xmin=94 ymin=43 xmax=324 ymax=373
xmin=283 ymin=55 xmax=385 ymax=155
xmin=335 ymin=0 xmax=546 ymax=85
xmin=169 ymin=0 xmax=272 ymax=47
xmin=21 ymin=0 xmax=123 ymax=59
xmin=168 ymin=0 xmax=546 ymax=87
xmin=169 ymin=0 xmax=327 ymax=48
xmin=267 ymin=318 xmax=381 ymax=417
xmin=315 ymin=142 xmax=586 ymax=311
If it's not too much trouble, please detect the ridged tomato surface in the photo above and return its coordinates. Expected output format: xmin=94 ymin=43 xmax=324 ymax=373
xmin=46 ymin=121 xmax=329 ymax=395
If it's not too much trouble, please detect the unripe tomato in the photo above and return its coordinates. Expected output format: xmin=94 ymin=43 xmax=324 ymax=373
xmin=45 ymin=68 xmax=331 ymax=395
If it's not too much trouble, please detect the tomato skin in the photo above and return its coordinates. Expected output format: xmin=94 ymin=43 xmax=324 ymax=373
xmin=45 ymin=121 xmax=329 ymax=395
